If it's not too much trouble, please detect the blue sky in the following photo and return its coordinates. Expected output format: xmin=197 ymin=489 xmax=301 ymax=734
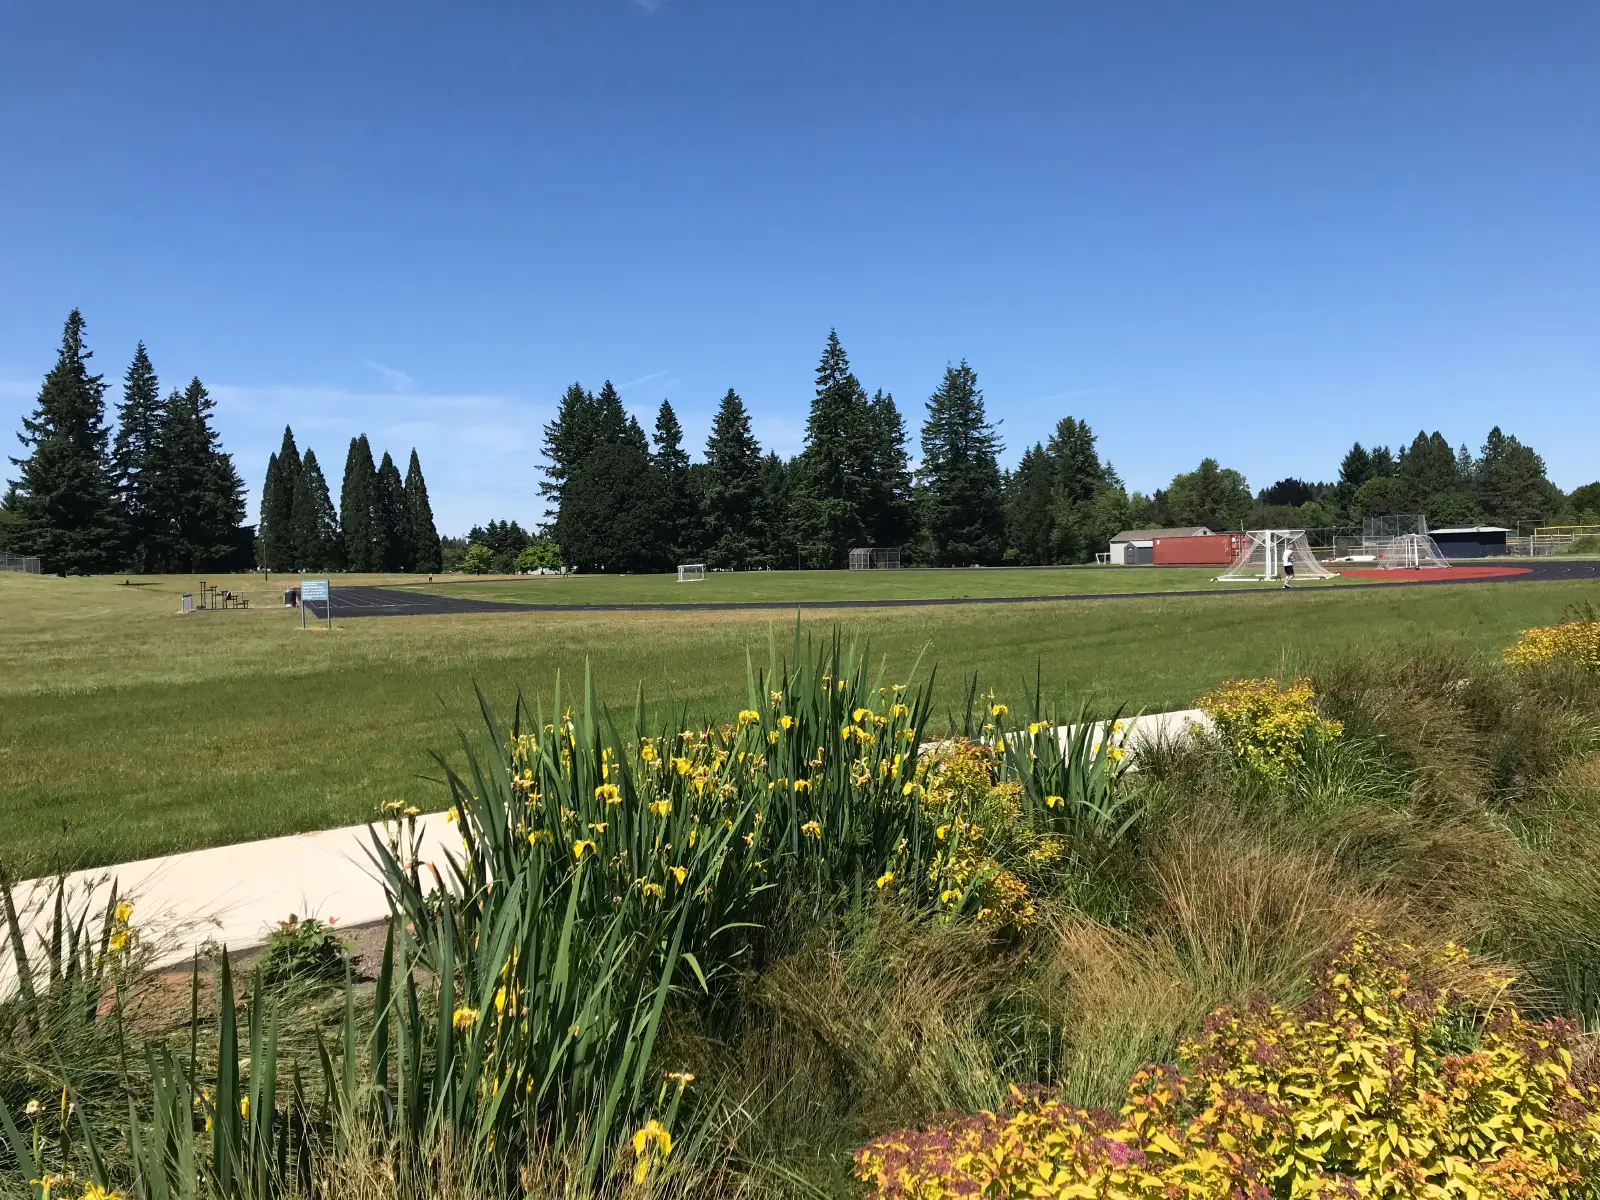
xmin=1 ymin=1 xmax=1596 ymax=533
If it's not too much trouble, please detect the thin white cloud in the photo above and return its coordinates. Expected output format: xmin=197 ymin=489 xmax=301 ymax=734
xmin=616 ymin=370 xmax=669 ymax=392
xmin=361 ymin=360 xmax=415 ymax=392
xmin=632 ymin=0 xmax=668 ymax=11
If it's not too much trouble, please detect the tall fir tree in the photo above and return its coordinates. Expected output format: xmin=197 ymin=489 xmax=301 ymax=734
xmin=1476 ymin=427 xmax=1557 ymax=525
xmin=791 ymin=331 xmax=876 ymax=566
xmin=558 ymin=441 xmax=664 ymax=573
xmin=863 ymin=390 xmax=916 ymax=549
xmin=757 ymin=452 xmax=792 ymax=567
xmin=111 ymin=342 xmax=164 ymax=571
xmin=917 ymin=361 xmax=1005 ymax=566
xmin=652 ymin=401 xmax=694 ymax=562
xmin=702 ymin=389 xmax=765 ymax=569
xmin=259 ymin=426 xmax=302 ymax=570
xmin=289 ymin=448 xmax=341 ymax=570
xmin=146 ymin=379 xmax=247 ymax=571
xmin=540 ymin=383 xmax=597 ymax=519
xmin=1005 ymin=443 xmax=1055 ymax=565
xmin=403 ymin=449 xmax=442 ymax=573
xmin=1045 ymin=416 xmax=1115 ymax=562
xmin=340 ymin=435 xmax=378 ymax=571
xmin=375 ymin=451 xmax=408 ymax=570
xmin=257 ymin=452 xmax=281 ymax=568
xmin=4 ymin=310 xmax=123 ymax=573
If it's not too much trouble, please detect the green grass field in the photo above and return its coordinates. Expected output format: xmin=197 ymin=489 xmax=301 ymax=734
xmin=415 ymin=563 xmax=1368 ymax=605
xmin=1 ymin=568 xmax=1591 ymax=876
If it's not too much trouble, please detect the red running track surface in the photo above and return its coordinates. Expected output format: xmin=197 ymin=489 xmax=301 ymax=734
xmin=1340 ymin=565 xmax=1533 ymax=581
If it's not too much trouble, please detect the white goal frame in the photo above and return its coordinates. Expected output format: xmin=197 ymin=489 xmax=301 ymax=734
xmin=1216 ymin=530 xmax=1336 ymax=582
xmin=1374 ymin=533 xmax=1451 ymax=569
xmin=676 ymin=563 xmax=706 ymax=583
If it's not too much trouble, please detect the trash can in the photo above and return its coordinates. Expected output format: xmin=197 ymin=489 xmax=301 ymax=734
xmin=284 ymin=586 xmax=300 ymax=608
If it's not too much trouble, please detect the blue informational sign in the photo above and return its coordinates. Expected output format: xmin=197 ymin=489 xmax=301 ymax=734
xmin=301 ymin=579 xmax=330 ymax=601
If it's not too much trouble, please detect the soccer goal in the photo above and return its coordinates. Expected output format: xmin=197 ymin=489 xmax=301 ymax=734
xmin=848 ymin=546 xmax=902 ymax=570
xmin=1373 ymin=533 xmax=1451 ymax=569
xmin=1216 ymin=530 xmax=1335 ymax=582
xmin=676 ymin=563 xmax=706 ymax=583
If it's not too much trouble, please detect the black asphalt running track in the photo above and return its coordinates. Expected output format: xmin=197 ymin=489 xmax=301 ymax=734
xmin=300 ymin=559 xmax=1600 ymax=619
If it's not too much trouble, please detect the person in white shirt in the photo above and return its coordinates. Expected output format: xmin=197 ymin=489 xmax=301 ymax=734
xmin=1283 ymin=546 xmax=1295 ymax=589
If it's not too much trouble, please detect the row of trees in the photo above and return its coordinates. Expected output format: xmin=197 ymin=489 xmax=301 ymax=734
xmin=538 ymin=330 xmax=1597 ymax=573
xmin=256 ymin=430 xmax=442 ymax=573
xmin=543 ymin=333 xmax=1008 ymax=571
xmin=1 ymin=312 xmax=248 ymax=574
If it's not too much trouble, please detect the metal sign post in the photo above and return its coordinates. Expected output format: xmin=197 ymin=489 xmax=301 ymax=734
xmin=300 ymin=579 xmax=331 ymax=631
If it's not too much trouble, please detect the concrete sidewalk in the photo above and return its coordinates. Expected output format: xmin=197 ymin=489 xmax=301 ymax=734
xmin=5 ymin=709 xmax=1209 ymax=980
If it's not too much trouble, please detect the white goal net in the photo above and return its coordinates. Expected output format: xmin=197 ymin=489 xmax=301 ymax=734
xmin=677 ymin=563 xmax=706 ymax=583
xmin=1373 ymin=533 xmax=1451 ymax=569
xmin=1217 ymin=530 xmax=1335 ymax=582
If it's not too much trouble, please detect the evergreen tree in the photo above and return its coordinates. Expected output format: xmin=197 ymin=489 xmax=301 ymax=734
xmin=5 ymin=310 xmax=123 ymax=573
xmin=1476 ymin=427 xmax=1558 ymax=525
xmin=594 ymin=382 xmax=632 ymax=447
xmin=558 ymin=441 xmax=664 ymax=573
xmin=257 ymin=452 xmax=281 ymax=568
xmin=289 ymin=449 xmax=340 ymax=570
xmin=403 ymin=449 xmax=442 ymax=573
xmin=340 ymin=435 xmax=379 ymax=571
xmin=540 ymin=383 xmax=598 ymax=517
xmin=375 ymin=451 xmax=408 ymax=570
xmin=757 ymin=452 xmax=793 ymax=568
xmin=147 ymin=379 xmax=248 ymax=571
xmin=1005 ymin=443 xmax=1054 ymax=565
xmin=259 ymin=426 xmax=302 ymax=570
xmin=652 ymin=401 xmax=693 ymax=562
xmin=917 ymin=361 xmax=1005 ymax=566
xmin=1163 ymin=458 xmax=1252 ymax=531
xmin=1337 ymin=443 xmax=1375 ymax=505
xmin=702 ymin=389 xmax=765 ymax=569
xmin=791 ymin=331 xmax=876 ymax=566
xmin=111 ymin=342 xmax=164 ymax=571
xmin=1045 ymin=416 xmax=1115 ymax=562
xmin=863 ymin=390 xmax=916 ymax=549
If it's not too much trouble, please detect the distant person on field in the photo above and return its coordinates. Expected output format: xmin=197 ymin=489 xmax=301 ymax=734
xmin=1283 ymin=546 xmax=1295 ymax=589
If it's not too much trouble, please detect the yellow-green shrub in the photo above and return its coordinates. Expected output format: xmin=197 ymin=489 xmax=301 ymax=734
xmin=1198 ymin=677 xmax=1343 ymax=779
xmin=855 ymin=933 xmax=1600 ymax=1199
xmin=1504 ymin=618 xmax=1600 ymax=673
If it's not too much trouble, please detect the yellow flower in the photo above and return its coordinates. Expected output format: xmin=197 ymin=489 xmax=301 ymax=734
xmin=940 ymin=888 xmax=961 ymax=905
xmin=528 ymin=829 xmax=552 ymax=847
xmin=649 ymin=799 xmax=673 ymax=817
xmin=672 ymin=756 xmax=692 ymax=775
xmin=889 ymin=703 xmax=911 ymax=719
xmin=494 ymin=986 xmax=508 ymax=1013
xmin=778 ymin=714 xmax=797 ymax=731
xmin=737 ymin=708 xmax=761 ymax=725
xmin=79 ymin=1186 xmax=124 ymax=1200
xmin=632 ymin=1118 xmax=673 ymax=1159
xmin=109 ymin=929 xmax=129 ymax=952
xmin=1044 ymin=794 xmax=1063 ymax=809
xmin=640 ymin=741 xmax=658 ymax=762
xmin=403 ymin=805 xmax=421 ymax=817
xmin=665 ymin=1070 xmax=696 ymax=1091
xmin=452 ymin=1006 xmax=479 ymax=1028
xmin=594 ymin=783 xmax=620 ymax=803
xmin=989 ymin=703 xmax=1008 ymax=717
xmin=113 ymin=901 xmax=134 ymax=923
xmin=572 ymin=839 xmax=596 ymax=860
xmin=793 ymin=778 xmax=811 ymax=793
xmin=670 ymin=865 xmax=687 ymax=885
xmin=875 ymin=871 xmax=895 ymax=889
xmin=801 ymin=820 xmax=822 ymax=839
xmin=239 ymin=1096 xmax=250 ymax=1119
xmin=1028 ymin=720 xmax=1048 ymax=735
xmin=445 ymin=806 xmax=460 ymax=824
xmin=641 ymin=882 xmax=665 ymax=898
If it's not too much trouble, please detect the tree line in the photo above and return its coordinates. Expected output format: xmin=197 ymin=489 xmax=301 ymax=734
xmin=1 ymin=311 xmax=248 ymax=574
xmin=536 ymin=329 xmax=1596 ymax=574
xmin=256 ymin=429 xmax=442 ymax=573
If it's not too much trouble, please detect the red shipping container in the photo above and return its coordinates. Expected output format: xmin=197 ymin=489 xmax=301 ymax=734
xmin=1152 ymin=532 xmax=1248 ymax=566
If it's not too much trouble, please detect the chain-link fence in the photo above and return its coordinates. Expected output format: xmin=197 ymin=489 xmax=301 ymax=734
xmin=0 ymin=551 xmax=42 ymax=573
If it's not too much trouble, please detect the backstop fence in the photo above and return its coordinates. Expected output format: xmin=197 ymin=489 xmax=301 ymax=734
xmin=0 ymin=551 xmax=42 ymax=573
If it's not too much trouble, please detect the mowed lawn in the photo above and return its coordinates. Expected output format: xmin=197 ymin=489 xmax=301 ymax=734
xmin=1 ymin=569 xmax=1589 ymax=876
xmin=415 ymin=563 xmax=1369 ymax=605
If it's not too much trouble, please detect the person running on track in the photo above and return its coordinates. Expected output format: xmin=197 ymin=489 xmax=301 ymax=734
xmin=1283 ymin=545 xmax=1295 ymax=588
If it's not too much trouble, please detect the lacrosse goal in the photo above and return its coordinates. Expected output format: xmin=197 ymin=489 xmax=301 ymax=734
xmin=1216 ymin=530 xmax=1335 ymax=582
xmin=677 ymin=563 xmax=706 ymax=583
xmin=1373 ymin=533 xmax=1451 ymax=569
